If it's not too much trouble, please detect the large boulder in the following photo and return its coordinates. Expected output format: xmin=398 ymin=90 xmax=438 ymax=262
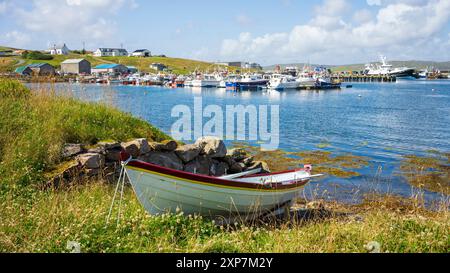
xmin=210 ymin=160 xmax=229 ymax=177
xmin=161 ymin=140 xmax=178 ymax=151
xmin=247 ymin=161 xmax=271 ymax=174
xmin=149 ymin=140 xmax=178 ymax=152
xmin=121 ymin=139 xmax=151 ymax=158
xmin=184 ymin=156 xmax=212 ymax=175
xmin=97 ymin=141 xmax=121 ymax=150
xmin=175 ymin=144 xmax=201 ymax=163
xmin=140 ymin=151 xmax=183 ymax=171
xmin=105 ymin=147 xmax=123 ymax=162
xmin=195 ymin=136 xmax=227 ymax=158
xmin=77 ymin=153 xmax=105 ymax=169
xmin=61 ymin=144 xmax=84 ymax=159
xmin=121 ymin=141 xmax=140 ymax=158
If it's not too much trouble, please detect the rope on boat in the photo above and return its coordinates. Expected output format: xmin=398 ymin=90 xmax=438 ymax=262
xmin=106 ymin=156 xmax=133 ymax=227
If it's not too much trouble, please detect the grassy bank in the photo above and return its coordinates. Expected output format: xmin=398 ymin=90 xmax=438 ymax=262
xmin=0 ymin=78 xmax=448 ymax=253
xmin=0 ymin=78 xmax=168 ymax=190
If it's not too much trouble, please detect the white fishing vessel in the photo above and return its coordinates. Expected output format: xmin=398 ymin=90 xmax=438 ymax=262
xmin=364 ymin=55 xmax=415 ymax=78
xmin=191 ymin=74 xmax=220 ymax=88
xmin=118 ymin=153 xmax=322 ymax=221
xmin=269 ymin=74 xmax=300 ymax=90
xmin=296 ymin=73 xmax=316 ymax=88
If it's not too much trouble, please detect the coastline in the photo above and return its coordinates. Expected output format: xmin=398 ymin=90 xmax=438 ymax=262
xmin=0 ymin=78 xmax=448 ymax=253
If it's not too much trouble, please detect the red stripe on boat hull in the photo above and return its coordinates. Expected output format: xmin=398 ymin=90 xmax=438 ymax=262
xmin=127 ymin=160 xmax=309 ymax=191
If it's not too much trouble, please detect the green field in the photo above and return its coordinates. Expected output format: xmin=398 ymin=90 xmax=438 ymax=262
xmin=0 ymin=78 xmax=448 ymax=253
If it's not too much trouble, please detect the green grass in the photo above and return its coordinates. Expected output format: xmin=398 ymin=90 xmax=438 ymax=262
xmin=0 ymin=78 xmax=169 ymax=189
xmin=0 ymin=78 xmax=448 ymax=253
xmin=0 ymin=182 xmax=448 ymax=253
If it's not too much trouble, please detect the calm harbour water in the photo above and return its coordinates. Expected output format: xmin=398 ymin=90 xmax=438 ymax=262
xmin=30 ymin=80 xmax=450 ymax=203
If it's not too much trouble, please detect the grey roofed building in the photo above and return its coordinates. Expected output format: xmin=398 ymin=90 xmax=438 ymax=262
xmin=27 ymin=63 xmax=56 ymax=76
xmin=91 ymin=63 xmax=128 ymax=74
xmin=61 ymin=59 xmax=91 ymax=75
xmin=47 ymin=43 xmax=70 ymax=55
xmin=131 ymin=49 xmax=151 ymax=57
xmin=94 ymin=48 xmax=128 ymax=57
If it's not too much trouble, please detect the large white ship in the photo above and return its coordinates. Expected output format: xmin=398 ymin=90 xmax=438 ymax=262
xmin=364 ymin=55 xmax=415 ymax=78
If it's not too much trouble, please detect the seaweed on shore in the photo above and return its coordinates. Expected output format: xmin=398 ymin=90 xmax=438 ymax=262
xmin=400 ymin=152 xmax=450 ymax=195
xmin=231 ymin=143 xmax=370 ymax=178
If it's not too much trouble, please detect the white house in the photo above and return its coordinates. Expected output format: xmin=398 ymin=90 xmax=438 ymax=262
xmin=94 ymin=48 xmax=128 ymax=57
xmin=48 ymin=44 xmax=70 ymax=55
xmin=130 ymin=49 xmax=151 ymax=57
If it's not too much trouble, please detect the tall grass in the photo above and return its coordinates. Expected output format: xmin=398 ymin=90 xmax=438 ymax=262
xmin=0 ymin=78 xmax=169 ymax=189
xmin=0 ymin=182 xmax=448 ymax=253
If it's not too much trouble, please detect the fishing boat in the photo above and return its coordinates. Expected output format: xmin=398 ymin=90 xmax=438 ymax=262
xmin=296 ymin=73 xmax=316 ymax=88
xmin=269 ymin=74 xmax=300 ymax=90
xmin=119 ymin=154 xmax=322 ymax=221
xmin=364 ymin=55 xmax=415 ymax=78
xmin=314 ymin=77 xmax=341 ymax=89
xmin=191 ymin=74 xmax=220 ymax=88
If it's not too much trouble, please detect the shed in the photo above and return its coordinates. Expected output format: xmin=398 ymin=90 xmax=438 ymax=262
xmin=131 ymin=49 xmax=151 ymax=57
xmin=61 ymin=59 xmax=91 ymax=75
xmin=28 ymin=63 xmax=56 ymax=76
xmin=92 ymin=63 xmax=128 ymax=74
xmin=15 ymin=65 xmax=33 ymax=76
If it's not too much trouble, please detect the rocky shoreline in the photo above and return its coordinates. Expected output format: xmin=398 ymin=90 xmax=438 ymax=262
xmin=50 ymin=136 xmax=270 ymax=186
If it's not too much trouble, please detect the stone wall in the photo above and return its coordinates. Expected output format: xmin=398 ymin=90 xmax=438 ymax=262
xmin=50 ymin=137 xmax=270 ymax=186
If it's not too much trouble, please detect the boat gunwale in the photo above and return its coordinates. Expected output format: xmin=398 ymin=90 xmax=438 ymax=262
xmin=126 ymin=160 xmax=309 ymax=191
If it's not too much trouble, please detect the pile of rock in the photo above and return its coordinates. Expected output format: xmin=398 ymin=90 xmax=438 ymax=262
xmin=51 ymin=137 xmax=270 ymax=186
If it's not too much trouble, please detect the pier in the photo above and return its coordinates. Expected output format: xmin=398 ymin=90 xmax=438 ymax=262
xmin=332 ymin=75 xmax=397 ymax=83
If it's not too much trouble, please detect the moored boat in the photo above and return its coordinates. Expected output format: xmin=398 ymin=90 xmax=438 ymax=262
xmin=192 ymin=74 xmax=220 ymax=88
xmin=121 ymin=156 xmax=321 ymax=221
xmin=269 ymin=74 xmax=300 ymax=90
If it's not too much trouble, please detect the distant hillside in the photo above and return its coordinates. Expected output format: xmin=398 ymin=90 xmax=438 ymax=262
xmin=265 ymin=61 xmax=450 ymax=72
xmin=0 ymin=45 xmax=236 ymax=74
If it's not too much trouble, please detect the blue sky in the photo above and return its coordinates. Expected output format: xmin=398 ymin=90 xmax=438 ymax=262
xmin=1 ymin=0 xmax=450 ymax=65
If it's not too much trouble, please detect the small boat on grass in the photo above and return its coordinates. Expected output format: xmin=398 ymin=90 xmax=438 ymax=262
xmin=119 ymin=154 xmax=322 ymax=222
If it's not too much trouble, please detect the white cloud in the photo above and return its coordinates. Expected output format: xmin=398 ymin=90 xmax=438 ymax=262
xmin=7 ymin=0 xmax=137 ymax=47
xmin=353 ymin=9 xmax=373 ymax=24
xmin=2 ymin=31 xmax=31 ymax=48
xmin=220 ymin=0 xmax=450 ymax=64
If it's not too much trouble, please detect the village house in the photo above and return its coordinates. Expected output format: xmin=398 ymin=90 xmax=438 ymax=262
xmin=27 ymin=63 xmax=56 ymax=76
xmin=150 ymin=63 xmax=167 ymax=71
xmin=91 ymin=63 xmax=128 ymax=74
xmin=130 ymin=49 xmax=151 ymax=57
xmin=15 ymin=65 xmax=33 ymax=76
xmin=47 ymin=44 xmax=70 ymax=55
xmin=61 ymin=59 xmax=91 ymax=75
xmin=94 ymin=48 xmax=128 ymax=57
